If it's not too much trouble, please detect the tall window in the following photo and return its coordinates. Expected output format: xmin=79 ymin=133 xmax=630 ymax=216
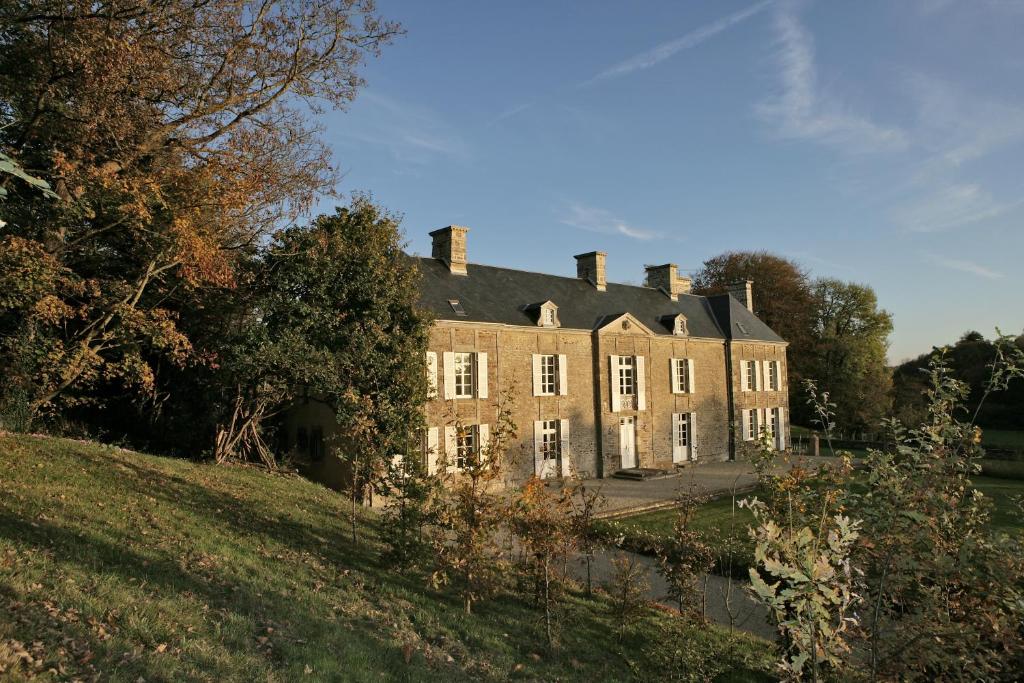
xmin=767 ymin=361 xmax=779 ymax=391
xmin=618 ymin=356 xmax=636 ymax=396
xmin=767 ymin=409 xmax=777 ymax=440
xmin=745 ymin=360 xmax=757 ymax=392
xmin=745 ymin=409 xmax=758 ymax=441
xmin=673 ymin=358 xmax=689 ymax=393
xmin=453 ymin=352 xmax=474 ymax=399
xmin=674 ymin=414 xmax=689 ymax=449
xmin=540 ymin=420 xmax=560 ymax=461
xmin=542 ymin=307 xmax=556 ymax=326
xmin=540 ymin=354 xmax=558 ymax=395
xmin=455 ymin=426 xmax=477 ymax=469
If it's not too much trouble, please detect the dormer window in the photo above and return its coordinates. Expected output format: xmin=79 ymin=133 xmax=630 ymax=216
xmin=673 ymin=314 xmax=688 ymax=336
xmin=448 ymin=299 xmax=467 ymax=317
xmin=528 ymin=300 xmax=560 ymax=328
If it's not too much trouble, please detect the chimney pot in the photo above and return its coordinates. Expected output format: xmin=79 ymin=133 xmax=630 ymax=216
xmin=574 ymin=251 xmax=607 ymax=291
xmin=429 ymin=225 xmax=469 ymax=275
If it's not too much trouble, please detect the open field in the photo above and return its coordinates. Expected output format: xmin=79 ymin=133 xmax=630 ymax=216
xmin=0 ymin=433 xmax=774 ymax=682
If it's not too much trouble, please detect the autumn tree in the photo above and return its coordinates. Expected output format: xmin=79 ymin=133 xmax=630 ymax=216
xmin=0 ymin=0 xmax=401 ymax=424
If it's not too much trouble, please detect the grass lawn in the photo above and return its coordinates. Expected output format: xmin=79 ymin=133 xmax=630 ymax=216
xmin=0 ymin=433 xmax=775 ymax=682
xmin=606 ymin=473 xmax=1024 ymax=574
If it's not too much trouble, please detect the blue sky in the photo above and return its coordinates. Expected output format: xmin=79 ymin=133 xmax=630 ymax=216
xmin=316 ymin=0 xmax=1024 ymax=363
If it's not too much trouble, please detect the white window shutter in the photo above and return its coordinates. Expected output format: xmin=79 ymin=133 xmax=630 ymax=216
xmin=532 ymin=354 xmax=542 ymax=397
xmin=777 ymin=407 xmax=786 ymax=450
xmin=741 ymin=361 xmax=749 ymax=392
xmin=558 ymin=354 xmax=569 ymax=395
xmin=476 ymin=352 xmax=488 ymax=399
xmin=478 ymin=423 xmax=490 ymax=462
xmin=760 ymin=408 xmax=769 ymax=438
xmin=609 ymin=355 xmax=621 ymax=413
xmin=636 ymin=355 xmax=646 ymax=410
xmin=763 ymin=361 xmax=772 ymax=392
xmin=427 ymin=427 xmax=439 ymax=474
xmin=670 ymin=359 xmax=680 ymax=394
xmin=533 ymin=420 xmax=543 ymax=475
xmin=444 ymin=426 xmax=456 ymax=472
xmin=426 ymin=352 xmax=438 ymax=399
xmin=688 ymin=412 xmax=697 ymax=460
xmin=559 ymin=419 xmax=571 ymax=477
xmin=741 ymin=410 xmax=752 ymax=441
xmin=672 ymin=413 xmax=683 ymax=463
xmin=442 ymin=352 xmax=455 ymax=400
xmin=687 ymin=358 xmax=696 ymax=394
xmin=754 ymin=361 xmax=763 ymax=391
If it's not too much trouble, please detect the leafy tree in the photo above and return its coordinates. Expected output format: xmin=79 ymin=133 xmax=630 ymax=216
xmin=511 ymin=476 xmax=575 ymax=650
xmin=568 ymin=480 xmax=606 ymax=596
xmin=806 ymin=279 xmax=893 ymax=430
xmin=655 ymin=488 xmax=714 ymax=619
xmin=0 ymin=0 xmax=400 ymax=423
xmin=603 ymin=553 xmax=651 ymax=643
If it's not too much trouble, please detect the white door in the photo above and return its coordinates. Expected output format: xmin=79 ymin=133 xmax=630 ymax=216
xmin=619 ymin=417 xmax=637 ymax=469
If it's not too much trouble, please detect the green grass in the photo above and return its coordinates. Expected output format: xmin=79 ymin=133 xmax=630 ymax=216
xmin=607 ymin=474 xmax=1024 ymax=572
xmin=981 ymin=429 xmax=1024 ymax=450
xmin=0 ymin=433 xmax=774 ymax=682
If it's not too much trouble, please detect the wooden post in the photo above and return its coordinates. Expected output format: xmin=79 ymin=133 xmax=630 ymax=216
xmin=811 ymin=435 xmax=820 ymax=458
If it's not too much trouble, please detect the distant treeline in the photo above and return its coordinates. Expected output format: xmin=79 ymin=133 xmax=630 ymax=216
xmin=892 ymin=331 xmax=1024 ymax=430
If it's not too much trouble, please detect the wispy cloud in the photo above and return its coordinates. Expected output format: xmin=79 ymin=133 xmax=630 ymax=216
xmin=582 ymin=1 xmax=773 ymax=86
xmin=923 ymin=252 xmax=1004 ymax=279
xmin=560 ymin=202 xmax=660 ymax=240
xmin=336 ymin=91 xmax=469 ymax=165
xmin=485 ymin=102 xmax=533 ymax=128
xmin=756 ymin=0 xmax=907 ymax=153
xmin=892 ymin=183 xmax=1022 ymax=232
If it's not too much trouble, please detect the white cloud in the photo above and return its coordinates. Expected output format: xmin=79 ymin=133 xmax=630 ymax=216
xmin=756 ymin=0 xmax=907 ymax=153
xmin=923 ymin=252 xmax=1004 ymax=279
xmin=582 ymin=0 xmax=773 ymax=86
xmin=893 ymin=183 xmax=1021 ymax=232
xmin=560 ymin=203 xmax=660 ymax=240
xmin=337 ymin=91 xmax=469 ymax=164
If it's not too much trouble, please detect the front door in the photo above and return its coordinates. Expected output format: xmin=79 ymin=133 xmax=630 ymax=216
xmin=619 ymin=417 xmax=637 ymax=469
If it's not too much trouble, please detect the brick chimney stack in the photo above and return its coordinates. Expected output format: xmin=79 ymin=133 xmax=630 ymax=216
xmin=644 ymin=263 xmax=693 ymax=301
xmin=727 ymin=280 xmax=753 ymax=312
xmin=430 ymin=226 xmax=469 ymax=276
xmin=574 ymin=251 xmax=607 ymax=291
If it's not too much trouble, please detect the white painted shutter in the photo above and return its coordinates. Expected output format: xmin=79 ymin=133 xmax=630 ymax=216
xmin=558 ymin=354 xmax=568 ymax=396
xmin=636 ymin=355 xmax=646 ymax=410
xmin=688 ymin=412 xmax=697 ymax=460
xmin=478 ymin=423 xmax=490 ymax=462
xmin=476 ymin=352 xmax=488 ymax=399
xmin=609 ymin=355 xmax=621 ymax=412
xmin=426 ymin=352 xmax=438 ymax=399
xmin=687 ymin=358 xmax=696 ymax=395
xmin=754 ymin=361 xmax=763 ymax=391
xmin=777 ymin=407 xmax=786 ymax=450
xmin=532 ymin=354 xmax=542 ymax=397
xmin=533 ymin=420 xmax=543 ymax=475
xmin=559 ymin=419 xmax=571 ymax=477
xmin=672 ymin=413 xmax=683 ymax=463
xmin=442 ymin=352 xmax=455 ymax=400
xmin=763 ymin=361 xmax=772 ymax=392
xmin=741 ymin=361 xmax=750 ymax=392
xmin=427 ymin=427 xmax=439 ymax=474
xmin=760 ymin=408 xmax=769 ymax=440
xmin=741 ymin=410 xmax=752 ymax=441
xmin=444 ymin=425 xmax=456 ymax=472
xmin=670 ymin=359 xmax=681 ymax=394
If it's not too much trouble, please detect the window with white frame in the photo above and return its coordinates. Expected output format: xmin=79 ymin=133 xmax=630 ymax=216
xmin=542 ymin=307 xmax=556 ymax=327
xmin=672 ymin=358 xmax=690 ymax=393
xmin=745 ymin=360 xmax=757 ymax=392
xmin=540 ymin=420 xmax=560 ymax=461
xmin=767 ymin=408 xmax=778 ymax=440
xmin=674 ymin=413 xmax=689 ymax=449
xmin=767 ymin=360 xmax=779 ymax=391
xmin=539 ymin=354 xmax=558 ymax=395
xmin=455 ymin=425 xmax=477 ymax=469
xmin=453 ymin=352 xmax=475 ymax=399
xmin=618 ymin=356 xmax=636 ymax=396
xmin=745 ymin=408 xmax=759 ymax=441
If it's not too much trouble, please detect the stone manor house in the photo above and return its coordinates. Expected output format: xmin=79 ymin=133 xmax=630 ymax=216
xmin=416 ymin=226 xmax=789 ymax=482
xmin=283 ymin=225 xmax=789 ymax=488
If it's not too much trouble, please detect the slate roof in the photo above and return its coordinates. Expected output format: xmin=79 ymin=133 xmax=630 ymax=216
xmin=414 ymin=256 xmax=785 ymax=343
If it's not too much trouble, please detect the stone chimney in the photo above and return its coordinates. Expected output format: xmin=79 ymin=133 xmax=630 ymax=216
xmin=644 ymin=263 xmax=693 ymax=301
xmin=574 ymin=251 xmax=607 ymax=291
xmin=727 ymin=280 xmax=753 ymax=312
xmin=430 ymin=225 xmax=469 ymax=276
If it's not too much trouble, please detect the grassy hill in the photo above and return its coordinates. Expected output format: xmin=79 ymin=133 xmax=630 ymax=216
xmin=0 ymin=433 xmax=773 ymax=681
